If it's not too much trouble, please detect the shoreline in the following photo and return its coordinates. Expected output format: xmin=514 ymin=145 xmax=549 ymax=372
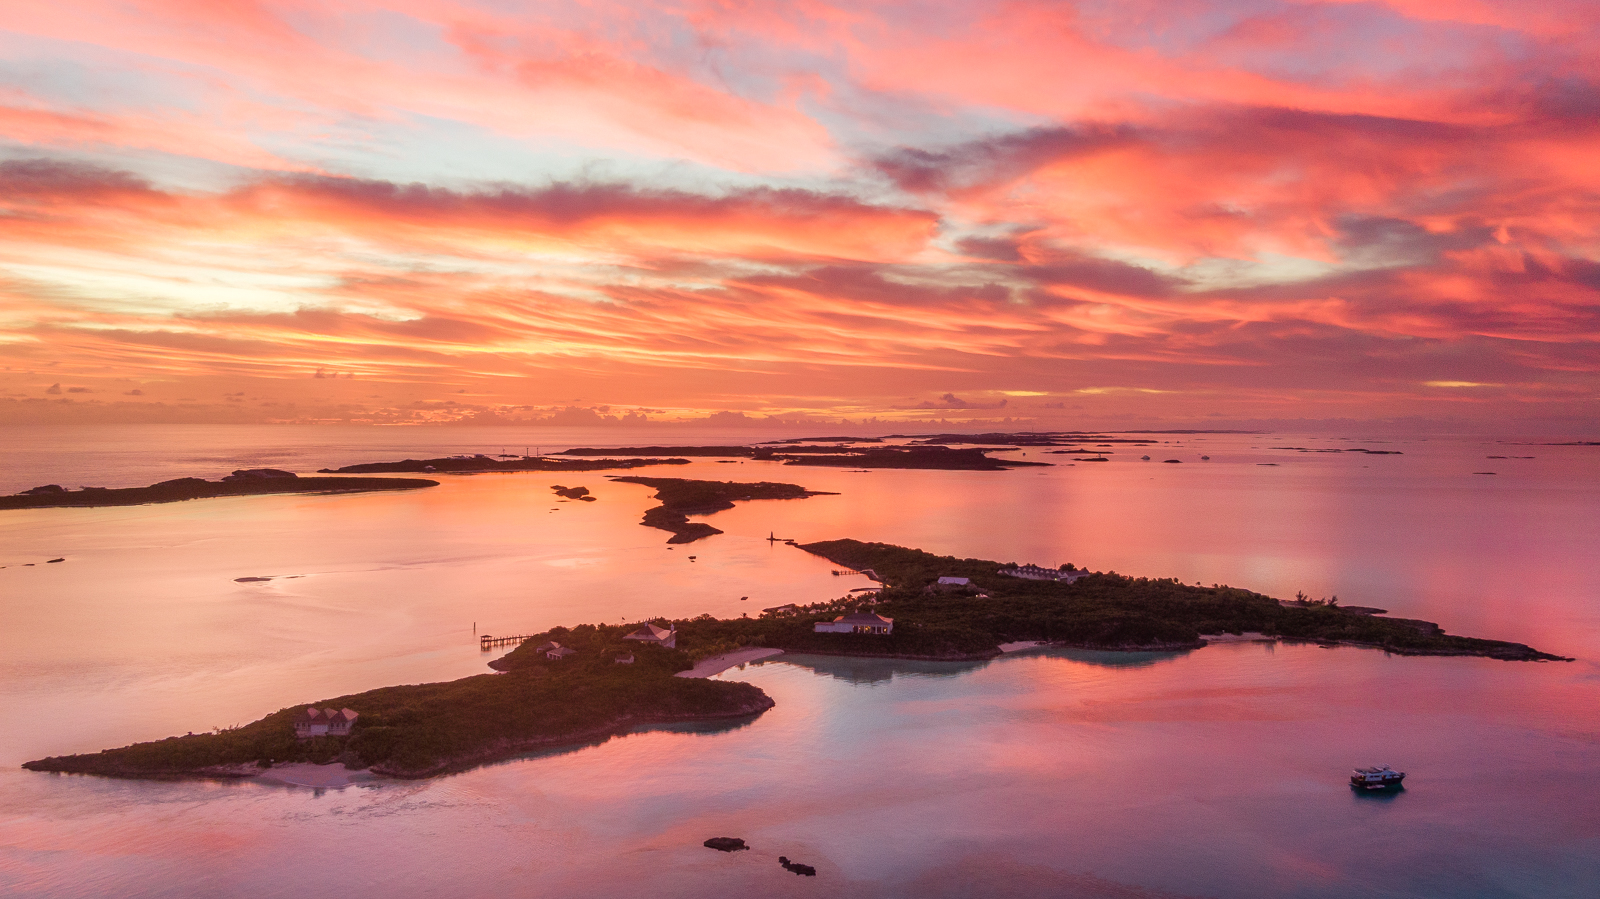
xmin=675 ymin=647 xmax=786 ymax=678
xmin=252 ymin=762 xmax=376 ymax=788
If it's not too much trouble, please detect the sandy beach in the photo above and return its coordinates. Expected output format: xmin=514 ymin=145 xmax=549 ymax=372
xmin=674 ymin=647 xmax=785 ymax=678
xmin=253 ymin=763 xmax=378 ymax=788
xmin=1200 ymin=632 xmax=1275 ymax=644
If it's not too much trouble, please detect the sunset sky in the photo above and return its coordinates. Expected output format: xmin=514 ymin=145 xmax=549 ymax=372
xmin=2 ymin=0 xmax=1597 ymax=429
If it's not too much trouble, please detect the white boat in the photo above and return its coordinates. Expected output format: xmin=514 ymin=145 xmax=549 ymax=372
xmin=1350 ymin=765 xmax=1405 ymax=790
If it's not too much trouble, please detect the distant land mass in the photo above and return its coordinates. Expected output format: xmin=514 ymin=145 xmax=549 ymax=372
xmin=562 ymin=443 xmax=1047 ymax=470
xmin=318 ymin=456 xmax=690 ymax=474
xmin=897 ymin=432 xmax=1160 ymax=446
xmin=1 ymin=471 xmax=438 ymax=510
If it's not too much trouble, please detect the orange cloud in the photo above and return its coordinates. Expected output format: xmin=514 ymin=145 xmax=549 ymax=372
xmin=0 ymin=1 xmax=1595 ymax=427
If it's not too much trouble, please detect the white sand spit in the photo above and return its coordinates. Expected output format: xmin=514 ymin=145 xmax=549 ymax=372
xmin=1199 ymin=632 xmax=1274 ymax=643
xmin=675 ymin=647 xmax=785 ymax=678
xmin=253 ymin=763 xmax=377 ymax=788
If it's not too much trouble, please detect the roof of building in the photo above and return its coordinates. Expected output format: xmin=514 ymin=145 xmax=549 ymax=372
xmin=937 ymin=576 xmax=971 ymax=585
xmin=625 ymin=623 xmax=674 ymax=640
xmin=547 ymin=646 xmax=577 ymax=658
xmin=534 ymin=641 xmax=561 ymax=652
xmin=836 ymin=612 xmax=894 ymax=625
xmin=297 ymin=707 xmax=358 ymax=724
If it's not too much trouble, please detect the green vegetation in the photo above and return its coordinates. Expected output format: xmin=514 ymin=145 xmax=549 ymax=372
xmin=23 ymin=630 xmax=772 ymax=780
xmin=610 ymin=476 xmax=833 ymax=543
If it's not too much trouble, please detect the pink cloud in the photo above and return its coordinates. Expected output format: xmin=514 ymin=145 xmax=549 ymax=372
xmin=0 ymin=1 xmax=1595 ymax=426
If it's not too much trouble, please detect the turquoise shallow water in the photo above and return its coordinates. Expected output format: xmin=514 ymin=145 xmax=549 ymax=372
xmin=1 ymin=426 xmax=1597 ymax=897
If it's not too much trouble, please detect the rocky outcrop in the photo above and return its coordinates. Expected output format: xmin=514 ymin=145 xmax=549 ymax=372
xmin=779 ymin=857 xmax=817 ymax=876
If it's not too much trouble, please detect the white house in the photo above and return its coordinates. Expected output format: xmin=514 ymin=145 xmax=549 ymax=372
xmin=294 ymin=707 xmax=359 ymax=740
xmin=546 ymin=646 xmax=577 ymax=661
xmin=814 ymin=611 xmax=894 ymax=635
xmin=623 ymin=623 xmax=677 ymax=649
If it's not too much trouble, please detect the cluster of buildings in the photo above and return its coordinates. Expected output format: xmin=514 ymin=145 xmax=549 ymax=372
xmin=526 ymin=623 xmax=676 ymax=665
xmin=293 ymin=707 xmax=359 ymax=739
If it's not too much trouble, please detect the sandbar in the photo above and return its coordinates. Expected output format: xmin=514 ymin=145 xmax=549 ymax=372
xmin=253 ymin=762 xmax=376 ymax=788
xmin=675 ymin=647 xmax=785 ymax=678
xmin=1200 ymin=632 xmax=1274 ymax=644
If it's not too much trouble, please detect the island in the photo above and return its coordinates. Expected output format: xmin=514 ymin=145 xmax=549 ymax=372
xmin=760 ymin=540 xmax=1570 ymax=661
xmin=22 ymin=536 xmax=1567 ymax=782
xmin=560 ymin=444 xmax=1047 ymax=470
xmin=317 ymin=456 xmax=689 ymax=474
xmin=23 ymin=632 xmax=773 ymax=780
xmin=1 ymin=471 xmax=438 ymax=511
xmin=610 ymin=476 xmax=834 ymax=543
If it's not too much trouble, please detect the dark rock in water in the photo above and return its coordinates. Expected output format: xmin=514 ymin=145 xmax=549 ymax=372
xmin=22 ymin=485 xmax=66 ymax=495
xmin=779 ymin=856 xmax=817 ymax=876
xmin=551 ymin=484 xmax=592 ymax=500
xmin=703 ymin=837 xmax=748 ymax=852
xmin=1162 ymin=459 xmax=1182 ymax=464
xmin=46 ymin=558 xmax=65 ymax=563
xmin=234 ymin=576 xmax=273 ymax=583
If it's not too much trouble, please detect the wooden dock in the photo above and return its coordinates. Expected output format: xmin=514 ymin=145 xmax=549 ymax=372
xmin=480 ymin=634 xmax=535 ymax=650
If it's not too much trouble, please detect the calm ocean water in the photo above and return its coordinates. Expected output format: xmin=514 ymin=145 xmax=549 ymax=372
xmin=1 ymin=425 xmax=1597 ymax=897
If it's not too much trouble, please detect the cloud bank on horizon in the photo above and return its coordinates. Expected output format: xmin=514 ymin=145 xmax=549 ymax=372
xmin=1 ymin=0 xmax=1596 ymax=428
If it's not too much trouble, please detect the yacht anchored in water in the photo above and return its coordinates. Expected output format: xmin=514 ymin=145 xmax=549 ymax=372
xmin=1350 ymin=765 xmax=1406 ymax=790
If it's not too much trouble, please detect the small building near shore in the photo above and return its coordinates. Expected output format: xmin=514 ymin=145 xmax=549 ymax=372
xmin=623 ymin=623 xmax=677 ymax=649
xmin=814 ymin=611 xmax=894 ymax=635
xmin=546 ymin=646 xmax=577 ymax=661
xmin=294 ymin=707 xmax=359 ymax=739
xmin=615 ymin=653 xmax=635 ymax=664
